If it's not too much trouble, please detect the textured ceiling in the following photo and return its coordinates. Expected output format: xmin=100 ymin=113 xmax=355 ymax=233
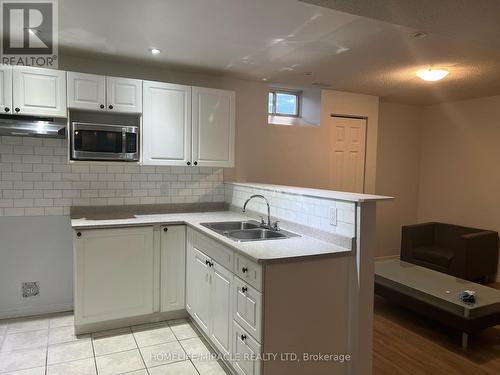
xmin=59 ymin=0 xmax=500 ymax=105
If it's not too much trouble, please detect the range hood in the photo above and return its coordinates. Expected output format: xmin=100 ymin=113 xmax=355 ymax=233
xmin=0 ymin=115 xmax=66 ymax=138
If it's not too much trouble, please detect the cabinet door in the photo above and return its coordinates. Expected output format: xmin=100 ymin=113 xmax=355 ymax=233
xmin=143 ymin=81 xmax=191 ymax=166
xmin=210 ymin=261 xmax=233 ymax=356
xmin=12 ymin=66 xmax=66 ymax=117
xmin=0 ymin=65 xmax=12 ymax=113
xmin=74 ymin=227 xmax=155 ymax=325
xmin=192 ymin=87 xmax=235 ymax=167
xmin=233 ymin=277 xmax=262 ymax=343
xmin=67 ymin=72 xmax=106 ymax=111
xmin=232 ymin=321 xmax=262 ymax=375
xmin=106 ymin=76 xmax=142 ymax=113
xmin=160 ymin=225 xmax=186 ymax=312
xmin=186 ymin=244 xmax=211 ymax=335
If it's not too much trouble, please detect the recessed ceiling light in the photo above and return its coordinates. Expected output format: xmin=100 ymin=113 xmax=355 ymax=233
xmin=262 ymin=78 xmax=268 ymax=81
xmin=416 ymin=68 xmax=449 ymax=81
xmin=149 ymin=48 xmax=161 ymax=55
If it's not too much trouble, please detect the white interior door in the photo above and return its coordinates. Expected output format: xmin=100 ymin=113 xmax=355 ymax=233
xmin=0 ymin=65 xmax=12 ymax=114
xmin=192 ymin=87 xmax=235 ymax=167
xmin=106 ymin=76 xmax=142 ymax=113
xmin=12 ymin=66 xmax=67 ymax=117
xmin=67 ymin=72 xmax=106 ymax=111
xmin=142 ymin=81 xmax=191 ymax=166
xmin=330 ymin=116 xmax=367 ymax=193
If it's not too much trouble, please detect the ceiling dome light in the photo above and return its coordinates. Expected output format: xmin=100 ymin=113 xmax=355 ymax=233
xmin=149 ymin=48 xmax=161 ymax=55
xmin=416 ymin=68 xmax=449 ymax=81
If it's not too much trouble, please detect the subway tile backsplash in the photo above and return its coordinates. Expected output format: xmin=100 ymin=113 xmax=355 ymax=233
xmin=225 ymin=182 xmax=356 ymax=237
xmin=0 ymin=136 xmax=225 ymax=217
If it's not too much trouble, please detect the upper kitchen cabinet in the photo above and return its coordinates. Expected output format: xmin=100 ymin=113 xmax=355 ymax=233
xmin=192 ymin=87 xmax=235 ymax=168
xmin=142 ymin=82 xmax=235 ymax=167
xmin=67 ymin=72 xmax=106 ymax=111
xmin=12 ymin=66 xmax=67 ymax=117
xmin=106 ymin=76 xmax=142 ymax=113
xmin=143 ymin=81 xmax=192 ymax=166
xmin=67 ymin=72 xmax=142 ymax=113
xmin=0 ymin=65 xmax=12 ymax=113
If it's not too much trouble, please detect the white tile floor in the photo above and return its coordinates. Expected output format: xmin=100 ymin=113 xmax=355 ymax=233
xmin=0 ymin=313 xmax=230 ymax=375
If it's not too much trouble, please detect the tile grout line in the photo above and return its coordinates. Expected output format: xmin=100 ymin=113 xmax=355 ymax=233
xmin=129 ymin=325 xmax=149 ymax=374
xmin=90 ymin=330 xmax=99 ymax=375
xmin=44 ymin=321 xmax=49 ymax=375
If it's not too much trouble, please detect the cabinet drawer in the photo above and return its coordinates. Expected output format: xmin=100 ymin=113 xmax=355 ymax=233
xmin=189 ymin=228 xmax=233 ymax=271
xmin=234 ymin=254 xmax=262 ymax=291
xmin=232 ymin=321 xmax=261 ymax=375
xmin=233 ymin=276 xmax=262 ymax=343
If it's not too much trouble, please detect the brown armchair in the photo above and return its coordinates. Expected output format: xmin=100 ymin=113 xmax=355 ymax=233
xmin=401 ymin=222 xmax=499 ymax=283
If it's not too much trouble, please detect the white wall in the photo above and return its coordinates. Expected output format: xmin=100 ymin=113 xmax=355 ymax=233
xmin=225 ymin=89 xmax=380 ymax=194
xmin=375 ymin=102 xmax=422 ymax=257
xmin=417 ymin=95 xmax=500 ymax=231
xmin=0 ymin=216 xmax=73 ymax=318
xmin=301 ymin=87 xmax=321 ymax=125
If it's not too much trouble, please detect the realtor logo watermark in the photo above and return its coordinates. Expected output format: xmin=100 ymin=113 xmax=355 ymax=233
xmin=1 ymin=0 xmax=58 ymax=67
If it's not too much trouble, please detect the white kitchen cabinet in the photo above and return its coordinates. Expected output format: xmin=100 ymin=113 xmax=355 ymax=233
xmin=67 ymin=72 xmax=106 ymax=111
xmin=106 ymin=76 xmax=142 ymax=113
xmin=160 ymin=225 xmax=186 ymax=312
xmin=67 ymin=73 xmax=142 ymax=113
xmin=74 ymin=226 xmax=155 ymax=325
xmin=186 ymin=229 xmax=233 ymax=355
xmin=233 ymin=321 xmax=262 ymax=375
xmin=192 ymin=87 xmax=235 ymax=167
xmin=143 ymin=81 xmax=192 ymax=166
xmin=142 ymin=83 xmax=235 ymax=167
xmin=0 ymin=65 xmax=12 ymax=114
xmin=210 ymin=260 xmax=233 ymax=356
xmin=233 ymin=277 xmax=262 ymax=342
xmin=186 ymin=244 xmax=211 ymax=334
xmin=12 ymin=66 xmax=67 ymax=117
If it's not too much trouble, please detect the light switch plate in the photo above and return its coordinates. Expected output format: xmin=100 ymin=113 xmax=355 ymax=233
xmin=329 ymin=207 xmax=337 ymax=226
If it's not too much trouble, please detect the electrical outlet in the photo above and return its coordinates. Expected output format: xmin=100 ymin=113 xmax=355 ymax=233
xmin=329 ymin=207 xmax=338 ymax=226
xmin=22 ymin=282 xmax=39 ymax=298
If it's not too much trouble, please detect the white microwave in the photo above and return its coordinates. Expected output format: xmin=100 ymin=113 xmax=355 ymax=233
xmin=70 ymin=122 xmax=139 ymax=162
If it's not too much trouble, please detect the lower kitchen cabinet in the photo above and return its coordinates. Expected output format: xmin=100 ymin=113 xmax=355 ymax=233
xmin=160 ymin=225 xmax=186 ymax=312
xmin=233 ymin=276 xmax=262 ymax=342
xmin=74 ymin=226 xmax=155 ymax=325
xmin=209 ymin=259 xmax=233 ymax=357
xmin=233 ymin=321 xmax=262 ymax=375
xmin=186 ymin=245 xmax=212 ymax=334
xmin=186 ymin=230 xmax=234 ymax=356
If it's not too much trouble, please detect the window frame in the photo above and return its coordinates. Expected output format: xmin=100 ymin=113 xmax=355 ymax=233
xmin=268 ymin=89 xmax=301 ymax=117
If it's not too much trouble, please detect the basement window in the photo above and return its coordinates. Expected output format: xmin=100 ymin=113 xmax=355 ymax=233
xmin=268 ymin=90 xmax=300 ymax=117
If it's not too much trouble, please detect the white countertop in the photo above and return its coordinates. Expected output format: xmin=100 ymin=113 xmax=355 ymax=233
xmin=71 ymin=211 xmax=351 ymax=264
xmin=226 ymin=182 xmax=393 ymax=203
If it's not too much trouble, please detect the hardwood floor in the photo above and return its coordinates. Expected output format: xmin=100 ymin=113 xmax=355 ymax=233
xmin=373 ymin=283 xmax=500 ymax=374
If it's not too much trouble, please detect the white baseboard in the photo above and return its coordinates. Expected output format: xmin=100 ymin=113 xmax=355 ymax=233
xmin=0 ymin=302 xmax=73 ymax=320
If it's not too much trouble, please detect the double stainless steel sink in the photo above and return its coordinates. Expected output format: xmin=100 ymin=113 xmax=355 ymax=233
xmin=201 ymin=220 xmax=299 ymax=242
